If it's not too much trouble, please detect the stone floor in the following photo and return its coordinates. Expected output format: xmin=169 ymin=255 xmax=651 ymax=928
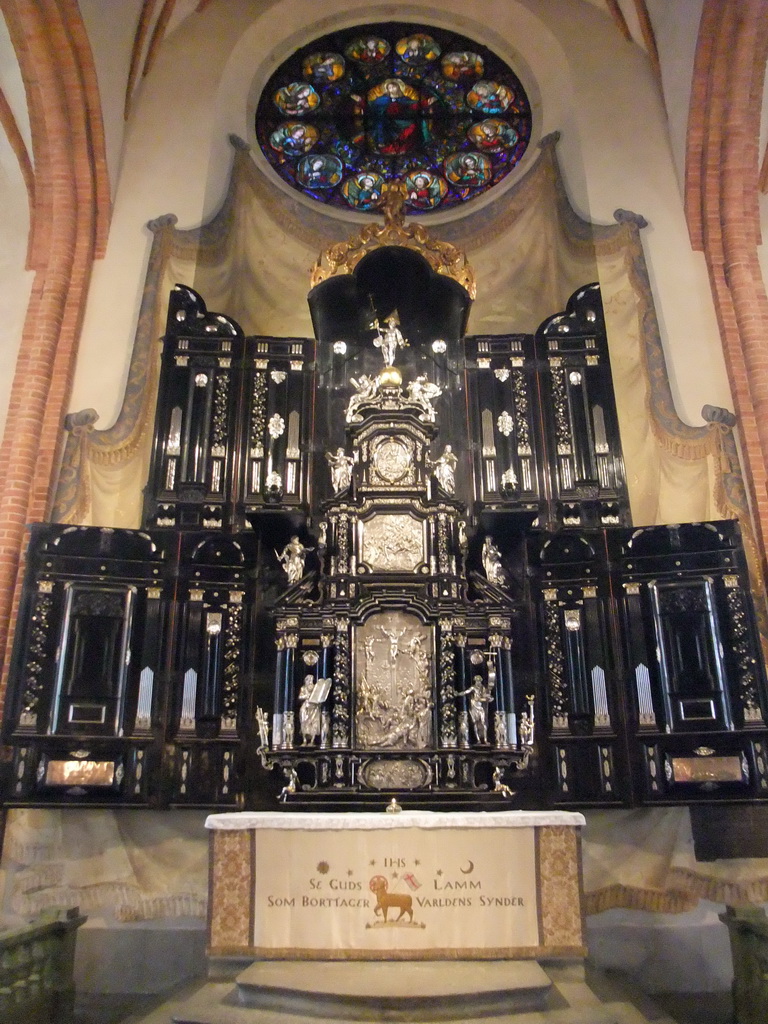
xmin=72 ymin=965 xmax=735 ymax=1024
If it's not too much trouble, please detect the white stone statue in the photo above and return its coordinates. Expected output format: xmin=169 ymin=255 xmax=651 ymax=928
xmin=428 ymin=445 xmax=457 ymax=493
xmin=326 ymin=447 xmax=354 ymax=492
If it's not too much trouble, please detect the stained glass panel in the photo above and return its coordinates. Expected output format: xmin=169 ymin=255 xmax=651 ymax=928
xmin=255 ymin=23 xmax=532 ymax=213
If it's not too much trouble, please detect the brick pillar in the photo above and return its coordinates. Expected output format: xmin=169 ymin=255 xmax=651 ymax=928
xmin=0 ymin=0 xmax=109 ymax=712
xmin=686 ymin=0 xmax=768 ymax=571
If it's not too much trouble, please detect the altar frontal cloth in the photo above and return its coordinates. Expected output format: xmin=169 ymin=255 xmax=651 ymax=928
xmin=206 ymin=811 xmax=586 ymax=960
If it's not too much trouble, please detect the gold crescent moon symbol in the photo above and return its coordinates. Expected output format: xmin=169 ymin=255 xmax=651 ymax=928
xmin=460 ymin=860 xmax=474 ymax=874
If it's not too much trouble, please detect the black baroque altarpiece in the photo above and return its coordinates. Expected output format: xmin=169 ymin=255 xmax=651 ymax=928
xmin=4 ymin=192 xmax=768 ymax=810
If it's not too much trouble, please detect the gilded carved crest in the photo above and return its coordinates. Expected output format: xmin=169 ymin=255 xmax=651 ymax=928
xmin=309 ymin=182 xmax=476 ymax=299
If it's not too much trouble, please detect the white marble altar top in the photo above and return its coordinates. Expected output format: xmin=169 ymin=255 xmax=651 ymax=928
xmin=205 ymin=810 xmax=586 ymax=830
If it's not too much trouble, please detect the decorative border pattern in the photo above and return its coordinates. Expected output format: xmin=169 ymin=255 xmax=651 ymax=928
xmin=208 ymin=830 xmax=253 ymax=952
xmin=207 ymin=823 xmax=586 ymax=960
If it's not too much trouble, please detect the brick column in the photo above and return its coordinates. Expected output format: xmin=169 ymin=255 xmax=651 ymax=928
xmin=0 ymin=0 xmax=109 ymax=711
xmin=686 ymin=0 xmax=768 ymax=569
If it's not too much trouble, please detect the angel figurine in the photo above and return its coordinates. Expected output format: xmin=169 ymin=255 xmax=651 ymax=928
xmin=406 ymin=375 xmax=442 ymax=421
xmin=346 ymin=374 xmax=379 ymax=422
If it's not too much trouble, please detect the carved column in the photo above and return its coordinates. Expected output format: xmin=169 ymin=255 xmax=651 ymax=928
xmin=319 ymin=630 xmax=334 ymax=748
xmin=490 ymin=625 xmax=516 ymax=748
xmin=454 ymin=626 xmax=473 ymax=749
xmin=331 ymin=617 xmax=350 ymax=748
xmin=282 ymin=632 xmax=298 ymax=748
xmin=438 ymin=618 xmax=456 ymax=749
xmin=273 ymin=621 xmax=298 ymax=749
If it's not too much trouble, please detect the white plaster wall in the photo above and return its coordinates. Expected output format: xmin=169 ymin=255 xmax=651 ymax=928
xmin=519 ymin=0 xmax=730 ymax=426
xmin=0 ymin=18 xmax=33 ymax=440
xmin=69 ymin=0 xmax=264 ymax=428
xmin=646 ymin=0 xmax=703 ymax=198
xmin=77 ymin=0 xmax=145 ymax=195
xmin=68 ymin=0 xmax=730 ymax=434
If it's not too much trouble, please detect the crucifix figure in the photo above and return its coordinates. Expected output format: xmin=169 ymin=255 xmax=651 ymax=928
xmin=378 ymin=623 xmax=407 ymax=663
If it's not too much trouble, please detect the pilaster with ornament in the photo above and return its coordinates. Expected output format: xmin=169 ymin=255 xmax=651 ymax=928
xmin=271 ymin=617 xmax=297 ymax=749
xmin=265 ymin=411 xmax=286 ymax=496
xmin=134 ymin=584 xmax=164 ymax=734
xmin=247 ymin=361 xmax=267 ymax=495
xmin=319 ymin=628 xmax=335 ymax=748
xmin=435 ymin=511 xmax=451 ymax=576
xmin=511 ymin=366 xmax=534 ymax=492
xmin=543 ymin=590 xmax=569 ymax=732
xmin=438 ymin=618 xmax=459 ymax=748
xmin=331 ymin=617 xmax=351 ymax=748
xmin=619 ymin=581 xmax=658 ymax=730
xmin=722 ymin=574 xmax=767 ymax=726
xmin=488 ymin=618 xmax=515 ymax=748
xmin=549 ymin=359 xmax=574 ymax=493
xmin=16 ymin=580 xmax=55 ymax=731
xmin=209 ymin=369 xmax=230 ymax=497
xmin=221 ymin=590 xmax=244 ymax=734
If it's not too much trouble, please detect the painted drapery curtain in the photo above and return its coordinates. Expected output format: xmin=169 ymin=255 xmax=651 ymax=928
xmin=52 ymin=136 xmax=747 ymax=543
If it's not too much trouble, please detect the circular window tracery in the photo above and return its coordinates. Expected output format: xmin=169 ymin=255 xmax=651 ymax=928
xmin=255 ymin=23 xmax=532 ymax=214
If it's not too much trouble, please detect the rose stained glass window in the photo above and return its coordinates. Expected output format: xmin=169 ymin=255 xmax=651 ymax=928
xmin=255 ymin=23 xmax=532 ymax=214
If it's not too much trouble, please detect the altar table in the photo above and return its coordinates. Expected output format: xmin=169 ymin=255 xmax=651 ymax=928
xmin=205 ymin=810 xmax=586 ymax=961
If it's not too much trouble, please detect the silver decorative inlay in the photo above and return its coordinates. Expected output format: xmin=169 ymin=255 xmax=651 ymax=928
xmin=268 ymin=414 xmax=285 ymax=439
xmin=497 ymin=411 xmax=514 ymax=436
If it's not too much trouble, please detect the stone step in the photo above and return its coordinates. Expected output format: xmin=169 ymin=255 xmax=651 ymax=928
xmin=231 ymin=960 xmax=552 ymax=1020
xmin=151 ymin=961 xmax=685 ymax=1024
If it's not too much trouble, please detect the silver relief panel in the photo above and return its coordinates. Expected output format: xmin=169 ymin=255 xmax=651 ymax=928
xmin=360 ymin=514 xmax=425 ymax=572
xmin=369 ymin=435 xmax=416 ymax=487
xmin=354 ymin=611 xmax=433 ymax=749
